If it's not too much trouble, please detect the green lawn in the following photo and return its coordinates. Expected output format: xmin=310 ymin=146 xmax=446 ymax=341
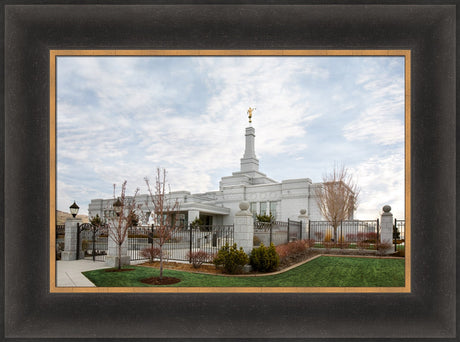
xmin=83 ymin=256 xmax=405 ymax=287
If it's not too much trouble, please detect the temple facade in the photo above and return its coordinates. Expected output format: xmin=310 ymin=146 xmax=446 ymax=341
xmin=88 ymin=124 xmax=339 ymax=226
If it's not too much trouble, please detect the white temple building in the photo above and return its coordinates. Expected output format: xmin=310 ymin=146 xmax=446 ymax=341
xmin=89 ymin=122 xmax=343 ymax=226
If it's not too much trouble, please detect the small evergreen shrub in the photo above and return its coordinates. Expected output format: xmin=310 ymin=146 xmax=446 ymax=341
xmin=249 ymin=243 xmax=280 ymax=272
xmin=81 ymin=239 xmax=89 ymax=252
xmin=186 ymin=250 xmax=213 ymax=268
xmin=213 ymin=243 xmax=249 ymax=274
xmin=253 ymin=235 xmax=262 ymax=246
xmin=190 ymin=217 xmax=205 ymax=229
xmin=256 ymin=213 xmax=275 ymax=222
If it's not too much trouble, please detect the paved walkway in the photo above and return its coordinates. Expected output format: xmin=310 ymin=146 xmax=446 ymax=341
xmin=56 ymin=259 xmax=148 ymax=287
xmin=56 ymin=260 xmax=110 ymax=287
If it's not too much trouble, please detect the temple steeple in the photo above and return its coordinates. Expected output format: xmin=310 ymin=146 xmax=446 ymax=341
xmin=240 ymin=126 xmax=259 ymax=172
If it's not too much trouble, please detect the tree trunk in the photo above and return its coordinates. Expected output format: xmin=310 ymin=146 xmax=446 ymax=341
xmin=118 ymin=243 xmax=122 ymax=270
xmin=159 ymin=247 xmax=164 ymax=280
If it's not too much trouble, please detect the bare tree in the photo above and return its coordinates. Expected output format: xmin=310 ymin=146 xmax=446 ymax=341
xmin=315 ymin=164 xmax=360 ymax=242
xmin=106 ymin=181 xmax=140 ymax=270
xmin=145 ymin=168 xmax=180 ymax=280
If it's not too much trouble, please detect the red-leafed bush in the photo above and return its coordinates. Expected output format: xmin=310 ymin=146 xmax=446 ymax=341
xmin=140 ymin=246 xmax=161 ymax=263
xmin=376 ymin=242 xmax=393 ymax=255
xmin=186 ymin=250 xmax=214 ymax=268
xmin=305 ymin=239 xmax=316 ymax=248
xmin=357 ymin=232 xmax=378 ymax=243
xmin=275 ymin=239 xmax=311 ymax=263
xmin=275 ymin=244 xmax=290 ymax=263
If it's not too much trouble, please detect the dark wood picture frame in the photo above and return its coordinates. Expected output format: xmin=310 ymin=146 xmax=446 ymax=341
xmin=3 ymin=2 xmax=456 ymax=340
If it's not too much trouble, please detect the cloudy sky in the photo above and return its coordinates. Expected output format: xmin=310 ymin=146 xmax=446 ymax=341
xmin=56 ymin=55 xmax=405 ymax=219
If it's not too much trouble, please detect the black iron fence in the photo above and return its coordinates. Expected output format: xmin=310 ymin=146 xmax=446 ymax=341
xmin=127 ymin=224 xmax=234 ymax=262
xmin=80 ymin=224 xmax=108 ymax=261
xmin=393 ymin=219 xmax=405 ymax=252
xmin=254 ymin=219 xmax=302 ymax=246
xmin=308 ymin=219 xmax=379 ymax=248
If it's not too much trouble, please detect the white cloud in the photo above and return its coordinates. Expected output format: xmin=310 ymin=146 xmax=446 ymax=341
xmin=56 ymin=56 xmax=405 ymax=219
xmin=351 ymin=150 xmax=405 ymax=219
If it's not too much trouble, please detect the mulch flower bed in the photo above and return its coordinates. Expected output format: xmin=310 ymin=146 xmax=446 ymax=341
xmin=139 ymin=249 xmax=321 ymax=276
xmin=140 ymin=276 xmax=181 ymax=285
xmin=105 ymin=268 xmax=136 ymax=272
xmin=137 ymin=246 xmax=402 ymax=278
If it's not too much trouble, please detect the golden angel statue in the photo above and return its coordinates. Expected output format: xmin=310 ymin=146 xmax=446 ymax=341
xmin=247 ymin=107 xmax=256 ymax=124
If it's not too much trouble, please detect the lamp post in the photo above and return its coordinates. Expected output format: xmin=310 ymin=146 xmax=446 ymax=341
xmin=69 ymin=201 xmax=79 ymax=218
xmin=69 ymin=201 xmax=82 ymax=260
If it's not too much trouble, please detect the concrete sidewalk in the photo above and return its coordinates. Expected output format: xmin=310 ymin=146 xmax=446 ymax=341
xmin=56 ymin=260 xmax=110 ymax=287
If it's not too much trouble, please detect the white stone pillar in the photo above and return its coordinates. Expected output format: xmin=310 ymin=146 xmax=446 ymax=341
xmin=380 ymin=205 xmax=394 ymax=254
xmin=188 ymin=210 xmax=200 ymax=225
xmin=61 ymin=218 xmax=82 ymax=260
xmin=298 ymin=209 xmax=309 ymax=240
xmin=106 ymin=221 xmax=130 ymax=268
xmin=240 ymin=127 xmax=260 ymax=172
xmin=234 ymin=202 xmax=254 ymax=254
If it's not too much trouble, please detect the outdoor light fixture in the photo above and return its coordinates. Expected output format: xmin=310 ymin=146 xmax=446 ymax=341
xmin=113 ymin=198 xmax=122 ymax=216
xmin=69 ymin=201 xmax=79 ymax=218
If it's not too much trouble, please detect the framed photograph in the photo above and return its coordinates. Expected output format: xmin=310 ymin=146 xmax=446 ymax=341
xmin=3 ymin=2 xmax=456 ymax=340
xmin=50 ymin=49 xmax=410 ymax=294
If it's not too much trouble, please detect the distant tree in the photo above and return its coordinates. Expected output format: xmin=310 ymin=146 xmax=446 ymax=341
xmin=315 ymin=163 xmax=360 ymax=242
xmin=90 ymin=214 xmax=103 ymax=228
xmin=145 ymin=168 xmax=180 ymax=280
xmin=106 ymin=181 xmax=140 ymax=270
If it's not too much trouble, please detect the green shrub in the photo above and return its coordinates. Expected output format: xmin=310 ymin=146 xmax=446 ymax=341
xmin=190 ymin=217 xmax=204 ymax=229
xmin=253 ymin=235 xmax=262 ymax=246
xmin=250 ymin=243 xmax=280 ymax=272
xmin=256 ymin=213 xmax=275 ymax=222
xmin=213 ymin=243 xmax=249 ymax=274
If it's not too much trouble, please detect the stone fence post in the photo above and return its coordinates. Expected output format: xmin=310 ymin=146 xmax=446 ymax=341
xmin=61 ymin=218 xmax=83 ymax=260
xmin=298 ymin=209 xmax=309 ymax=240
xmin=233 ymin=202 xmax=254 ymax=254
xmin=379 ymin=205 xmax=394 ymax=254
xmin=106 ymin=222 xmax=131 ymax=268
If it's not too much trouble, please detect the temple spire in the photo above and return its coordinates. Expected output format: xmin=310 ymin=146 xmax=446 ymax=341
xmin=240 ymin=125 xmax=259 ymax=172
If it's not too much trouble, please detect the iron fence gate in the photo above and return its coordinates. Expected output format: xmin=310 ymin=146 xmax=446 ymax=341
xmin=128 ymin=224 xmax=234 ymax=262
xmin=56 ymin=225 xmax=65 ymax=260
xmin=254 ymin=219 xmax=302 ymax=246
xmin=393 ymin=219 xmax=405 ymax=252
xmin=79 ymin=223 xmax=108 ymax=261
xmin=308 ymin=219 xmax=379 ymax=248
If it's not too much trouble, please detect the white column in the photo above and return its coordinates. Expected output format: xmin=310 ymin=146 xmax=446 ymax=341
xmin=106 ymin=221 xmax=131 ymax=267
xmin=298 ymin=209 xmax=309 ymax=240
xmin=61 ymin=218 xmax=82 ymax=260
xmin=188 ymin=210 xmax=200 ymax=225
xmin=380 ymin=205 xmax=394 ymax=254
xmin=233 ymin=202 xmax=254 ymax=254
